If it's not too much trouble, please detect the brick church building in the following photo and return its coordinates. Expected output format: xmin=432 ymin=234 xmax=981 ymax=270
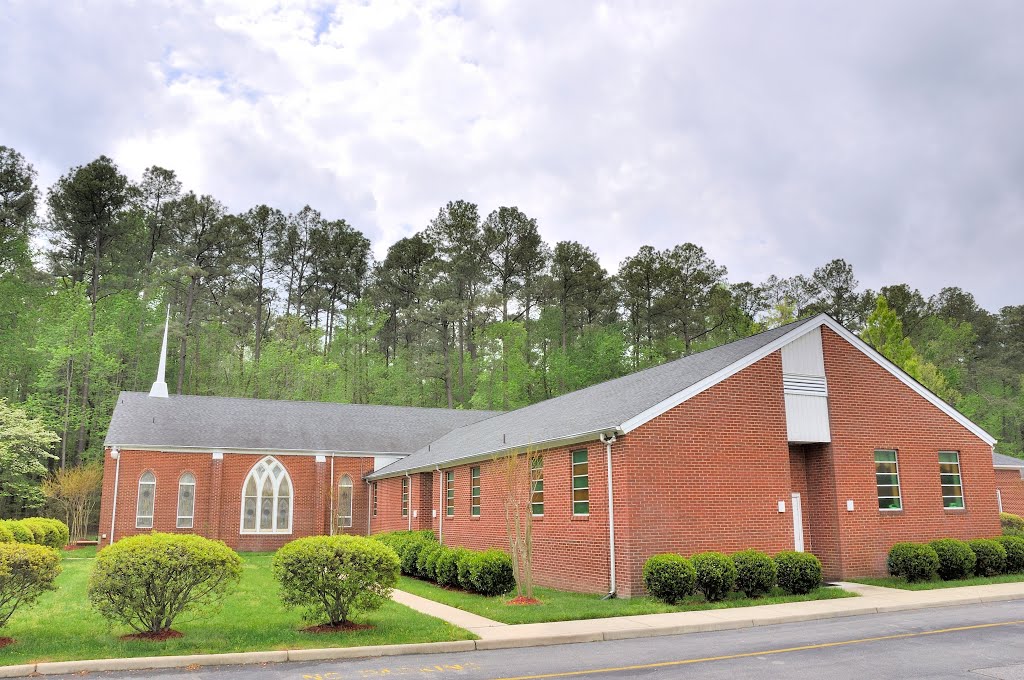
xmin=99 ymin=314 xmax=1004 ymax=596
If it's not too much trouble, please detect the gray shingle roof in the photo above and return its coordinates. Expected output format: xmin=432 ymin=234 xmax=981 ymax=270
xmin=105 ymin=392 xmax=500 ymax=454
xmin=994 ymin=452 xmax=1024 ymax=468
xmin=369 ymin=316 xmax=819 ymax=478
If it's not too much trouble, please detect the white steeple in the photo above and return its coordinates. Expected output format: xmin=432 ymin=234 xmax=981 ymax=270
xmin=149 ymin=306 xmax=170 ymax=398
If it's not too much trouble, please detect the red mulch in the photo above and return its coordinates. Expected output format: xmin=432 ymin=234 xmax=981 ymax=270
xmin=121 ymin=630 xmax=184 ymax=642
xmin=302 ymin=622 xmax=374 ymax=634
xmin=62 ymin=544 xmax=83 ymax=551
xmin=506 ymin=596 xmax=543 ymax=606
xmin=0 ymin=637 xmax=14 ymax=650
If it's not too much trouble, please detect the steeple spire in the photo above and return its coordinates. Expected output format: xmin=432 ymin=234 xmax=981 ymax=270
xmin=149 ymin=306 xmax=170 ymax=398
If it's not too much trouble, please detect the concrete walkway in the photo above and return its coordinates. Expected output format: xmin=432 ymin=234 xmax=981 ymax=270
xmin=395 ymin=580 xmax=1024 ymax=649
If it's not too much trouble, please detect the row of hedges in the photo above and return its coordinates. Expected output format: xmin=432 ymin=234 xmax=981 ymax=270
xmin=0 ymin=517 xmax=70 ymax=549
xmin=1001 ymin=512 xmax=1024 ymax=537
xmin=888 ymin=536 xmax=1024 ymax=582
xmin=373 ymin=530 xmax=516 ymax=597
xmin=2 ymin=531 xmax=400 ymax=639
xmin=642 ymin=550 xmax=823 ymax=603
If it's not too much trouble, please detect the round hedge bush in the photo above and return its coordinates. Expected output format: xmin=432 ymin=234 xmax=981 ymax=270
xmin=887 ymin=542 xmax=940 ymax=582
xmin=642 ymin=554 xmax=696 ymax=603
xmin=22 ymin=518 xmax=69 ymax=549
xmin=995 ymin=535 xmax=1024 ymax=573
xmin=0 ymin=543 xmax=62 ymax=630
xmin=0 ymin=522 xmax=13 ymax=543
xmin=468 ymin=549 xmax=516 ymax=596
xmin=930 ymin=539 xmax=976 ymax=580
xmin=416 ymin=542 xmax=443 ymax=580
xmin=969 ymin=538 xmax=1007 ymax=576
xmin=1001 ymin=512 xmax=1024 ymax=537
xmin=456 ymin=549 xmax=477 ymax=591
xmin=731 ymin=550 xmax=777 ymax=597
xmin=18 ymin=519 xmax=47 ymax=545
xmin=88 ymin=533 xmax=242 ymax=634
xmin=272 ymin=535 xmax=400 ymax=626
xmin=434 ymin=547 xmax=461 ymax=587
xmin=5 ymin=521 xmax=34 ymax=544
xmin=774 ymin=551 xmax=822 ymax=594
xmin=399 ymin=537 xmax=432 ymax=575
xmin=691 ymin=552 xmax=737 ymax=602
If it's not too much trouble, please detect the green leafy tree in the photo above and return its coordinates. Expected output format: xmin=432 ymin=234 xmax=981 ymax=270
xmin=0 ymin=400 xmax=59 ymax=513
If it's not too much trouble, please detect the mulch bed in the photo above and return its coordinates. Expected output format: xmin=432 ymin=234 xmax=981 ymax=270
xmin=506 ymin=596 xmax=543 ymax=606
xmin=120 ymin=630 xmax=184 ymax=642
xmin=0 ymin=637 xmax=13 ymax=650
xmin=302 ymin=622 xmax=374 ymax=633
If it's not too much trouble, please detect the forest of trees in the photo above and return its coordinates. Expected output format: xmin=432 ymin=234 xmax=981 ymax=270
xmin=1 ymin=144 xmax=1022 ymax=515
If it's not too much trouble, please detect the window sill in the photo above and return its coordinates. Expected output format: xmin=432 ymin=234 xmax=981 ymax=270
xmin=240 ymin=530 xmax=293 ymax=535
xmin=571 ymin=514 xmax=590 ymax=521
xmin=944 ymin=507 xmax=966 ymax=513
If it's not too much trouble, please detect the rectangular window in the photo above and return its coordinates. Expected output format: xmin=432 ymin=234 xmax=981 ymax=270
xmin=372 ymin=481 xmax=378 ymax=517
xmin=940 ymin=451 xmax=964 ymax=509
xmin=875 ymin=449 xmax=902 ymax=511
xmin=530 ymin=457 xmax=544 ymax=516
xmin=446 ymin=470 xmax=455 ymax=517
xmin=470 ymin=466 xmax=481 ymax=516
xmin=572 ymin=449 xmax=589 ymax=515
xmin=401 ymin=477 xmax=409 ymax=517
xmin=176 ymin=474 xmax=195 ymax=529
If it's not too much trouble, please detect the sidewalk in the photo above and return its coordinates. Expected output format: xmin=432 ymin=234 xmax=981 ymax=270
xmin=7 ymin=581 xmax=1024 ymax=677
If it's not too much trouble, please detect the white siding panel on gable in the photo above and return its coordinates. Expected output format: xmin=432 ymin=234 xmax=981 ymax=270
xmin=374 ymin=455 xmax=402 ymax=471
xmin=785 ymin=393 xmax=832 ymax=442
xmin=781 ymin=326 xmax=826 ymax=376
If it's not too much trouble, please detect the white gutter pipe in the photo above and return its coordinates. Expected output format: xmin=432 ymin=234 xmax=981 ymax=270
xmin=600 ymin=433 xmax=617 ymax=598
xmin=329 ymin=453 xmax=335 ymax=535
xmin=108 ymin=447 xmax=121 ymax=546
xmin=366 ymin=479 xmax=373 ymax=536
xmin=436 ymin=466 xmax=443 ymax=543
xmin=406 ymin=472 xmax=412 ymax=531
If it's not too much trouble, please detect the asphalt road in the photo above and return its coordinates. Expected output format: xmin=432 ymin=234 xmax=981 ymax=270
xmin=49 ymin=600 xmax=1024 ymax=680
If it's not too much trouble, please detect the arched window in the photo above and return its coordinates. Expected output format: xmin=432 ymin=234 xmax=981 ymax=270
xmin=337 ymin=475 xmax=353 ymax=529
xmin=241 ymin=456 xmax=292 ymax=534
xmin=136 ymin=471 xmax=156 ymax=529
xmin=177 ymin=473 xmax=196 ymax=529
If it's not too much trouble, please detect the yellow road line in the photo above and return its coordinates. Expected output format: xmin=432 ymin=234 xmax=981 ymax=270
xmin=491 ymin=619 xmax=1024 ymax=680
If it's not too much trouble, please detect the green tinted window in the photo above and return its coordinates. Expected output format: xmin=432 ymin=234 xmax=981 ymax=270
xmin=470 ymin=467 xmax=481 ymax=516
xmin=530 ymin=457 xmax=544 ymax=516
xmin=572 ymin=450 xmax=589 ymax=515
xmin=875 ymin=449 xmax=902 ymax=510
xmin=446 ymin=470 xmax=455 ymax=517
xmin=939 ymin=451 xmax=964 ymax=509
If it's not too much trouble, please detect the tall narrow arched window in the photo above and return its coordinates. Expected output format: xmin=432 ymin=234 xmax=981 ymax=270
xmin=177 ymin=473 xmax=196 ymax=529
xmin=241 ymin=456 xmax=292 ymax=534
xmin=337 ymin=475 xmax=353 ymax=529
xmin=136 ymin=472 xmax=156 ymax=529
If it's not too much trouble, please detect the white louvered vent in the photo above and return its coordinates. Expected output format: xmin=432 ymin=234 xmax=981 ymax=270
xmin=783 ymin=374 xmax=828 ymax=396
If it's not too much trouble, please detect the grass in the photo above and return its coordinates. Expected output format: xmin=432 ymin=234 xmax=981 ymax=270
xmin=850 ymin=572 xmax=1024 ymax=590
xmin=397 ymin=577 xmax=856 ymax=625
xmin=1 ymin=552 xmax=473 ymax=666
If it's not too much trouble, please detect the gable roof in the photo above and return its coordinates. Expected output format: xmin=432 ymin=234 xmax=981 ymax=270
xmin=104 ymin=392 xmax=500 ymax=455
xmin=994 ymin=452 xmax=1024 ymax=469
xmin=369 ymin=313 xmax=997 ymax=479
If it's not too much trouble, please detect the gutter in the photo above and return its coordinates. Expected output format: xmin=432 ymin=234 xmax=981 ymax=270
xmin=436 ymin=466 xmax=443 ymax=543
xmin=599 ymin=433 xmax=617 ymax=599
xmin=108 ymin=447 xmax=121 ymax=546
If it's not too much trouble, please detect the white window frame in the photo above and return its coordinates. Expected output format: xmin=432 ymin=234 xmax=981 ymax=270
xmin=939 ymin=451 xmax=965 ymax=510
xmin=401 ymin=477 xmax=409 ymax=517
xmin=136 ymin=471 xmax=156 ymax=529
xmin=470 ymin=466 xmax=481 ymax=516
xmin=176 ymin=472 xmax=196 ymax=529
xmin=337 ymin=474 xmax=353 ymax=529
xmin=572 ymin=449 xmax=590 ymax=516
xmin=446 ymin=470 xmax=455 ymax=517
xmin=372 ymin=481 xmax=378 ymax=517
xmin=530 ymin=457 xmax=544 ymax=517
xmin=875 ymin=449 xmax=902 ymax=511
xmin=239 ymin=456 xmax=293 ymax=535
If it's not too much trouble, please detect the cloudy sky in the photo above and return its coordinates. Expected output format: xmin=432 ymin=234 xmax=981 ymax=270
xmin=2 ymin=0 xmax=1021 ymax=310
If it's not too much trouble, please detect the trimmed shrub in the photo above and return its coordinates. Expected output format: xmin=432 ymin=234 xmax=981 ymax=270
xmin=272 ymin=535 xmax=400 ymax=626
xmin=969 ymin=539 xmax=1007 ymax=576
xmin=468 ymin=550 xmax=516 ymax=596
xmin=456 ymin=549 xmax=478 ymax=591
xmin=434 ymin=547 xmax=461 ymax=587
xmin=399 ymin=537 xmax=432 ymax=575
xmin=22 ymin=518 xmax=69 ymax=549
xmin=691 ymin=552 xmax=737 ymax=602
xmin=0 ymin=522 xmax=13 ymax=543
xmin=0 ymin=543 xmax=62 ymax=630
xmin=1001 ymin=512 xmax=1024 ymax=537
xmin=887 ymin=542 xmax=940 ymax=582
xmin=732 ymin=550 xmax=777 ymax=597
xmin=5 ymin=521 xmax=35 ymax=544
xmin=416 ymin=542 xmax=443 ymax=580
xmin=774 ymin=551 xmax=822 ymax=594
xmin=424 ymin=544 xmax=447 ymax=581
xmin=88 ymin=533 xmax=242 ymax=634
xmin=995 ymin=535 xmax=1024 ymax=573
xmin=642 ymin=553 xmax=696 ymax=604
xmin=18 ymin=519 xmax=47 ymax=545
xmin=930 ymin=539 xmax=976 ymax=580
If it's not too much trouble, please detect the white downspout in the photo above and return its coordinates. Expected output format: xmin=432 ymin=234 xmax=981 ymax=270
xmin=600 ymin=433 xmax=617 ymax=598
xmin=436 ymin=466 xmax=443 ymax=544
xmin=406 ymin=472 xmax=412 ymax=531
xmin=108 ymin=447 xmax=121 ymax=546
xmin=329 ymin=453 xmax=336 ymax=536
xmin=367 ymin=479 xmax=373 ymax=536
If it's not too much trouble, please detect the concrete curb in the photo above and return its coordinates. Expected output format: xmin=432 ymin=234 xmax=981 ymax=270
xmin=6 ymin=590 xmax=1024 ymax=677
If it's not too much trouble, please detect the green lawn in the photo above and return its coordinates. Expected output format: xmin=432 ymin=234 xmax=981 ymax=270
xmin=2 ymin=553 xmax=473 ymax=666
xmin=850 ymin=573 xmax=1024 ymax=591
xmin=397 ymin=577 xmax=856 ymax=625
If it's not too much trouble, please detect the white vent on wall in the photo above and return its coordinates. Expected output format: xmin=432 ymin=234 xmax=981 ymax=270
xmin=783 ymin=374 xmax=828 ymax=396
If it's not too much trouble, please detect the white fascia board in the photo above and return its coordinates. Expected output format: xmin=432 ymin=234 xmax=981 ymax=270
xmin=618 ymin=314 xmax=997 ymax=447
xmin=619 ymin=317 xmax=827 ymax=434
xmin=994 ymin=465 xmax=1024 ymax=470
xmin=108 ymin=444 xmax=412 ymax=457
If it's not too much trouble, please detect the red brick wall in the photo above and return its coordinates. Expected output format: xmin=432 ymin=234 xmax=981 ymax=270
xmin=820 ymin=326 xmax=1000 ymax=575
xmin=995 ymin=468 xmax=1024 ymax=516
xmin=98 ymin=451 xmax=375 ymax=551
